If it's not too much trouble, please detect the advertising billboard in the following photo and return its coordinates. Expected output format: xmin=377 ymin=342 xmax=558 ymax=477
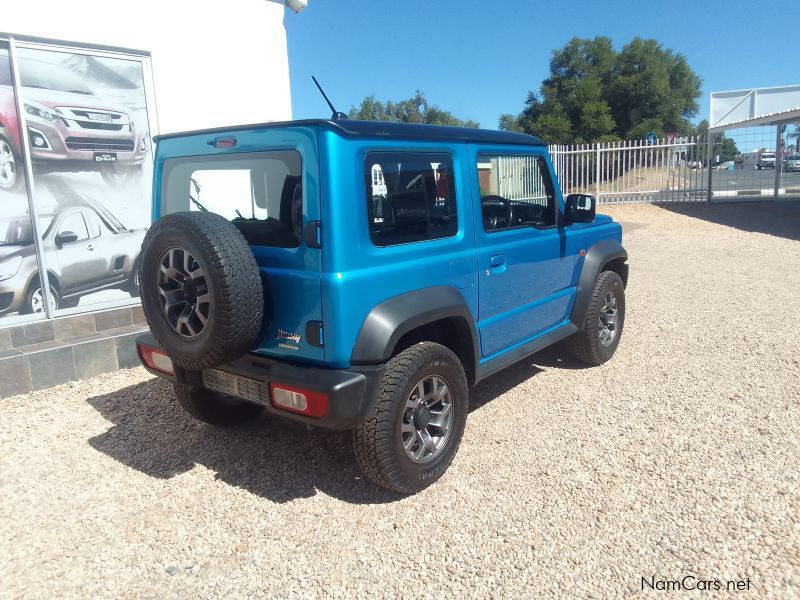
xmin=0 ymin=41 xmax=154 ymax=323
xmin=0 ymin=44 xmax=37 ymax=317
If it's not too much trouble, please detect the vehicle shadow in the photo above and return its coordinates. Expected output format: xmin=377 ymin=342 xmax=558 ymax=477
xmin=87 ymin=361 xmax=546 ymax=504
xmin=655 ymin=199 xmax=800 ymax=242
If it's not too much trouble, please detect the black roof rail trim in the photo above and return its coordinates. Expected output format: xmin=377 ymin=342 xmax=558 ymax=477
xmin=153 ymin=119 xmax=545 ymax=146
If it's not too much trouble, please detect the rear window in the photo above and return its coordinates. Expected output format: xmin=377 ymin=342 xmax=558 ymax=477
xmin=365 ymin=152 xmax=457 ymax=246
xmin=161 ymin=150 xmax=302 ymax=248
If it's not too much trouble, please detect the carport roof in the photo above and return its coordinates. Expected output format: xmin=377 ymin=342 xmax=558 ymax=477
xmin=710 ymin=84 xmax=800 ymax=132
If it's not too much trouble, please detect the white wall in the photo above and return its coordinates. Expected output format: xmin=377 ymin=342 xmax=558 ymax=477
xmin=3 ymin=0 xmax=293 ymax=134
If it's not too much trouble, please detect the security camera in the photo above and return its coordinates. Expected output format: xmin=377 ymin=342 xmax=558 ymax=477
xmin=284 ymin=0 xmax=307 ymax=12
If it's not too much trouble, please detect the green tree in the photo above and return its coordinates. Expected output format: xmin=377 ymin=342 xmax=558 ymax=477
xmin=500 ymin=37 xmax=702 ymax=144
xmin=349 ymin=91 xmax=479 ymax=128
xmin=694 ymin=119 xmax=739 ymax=163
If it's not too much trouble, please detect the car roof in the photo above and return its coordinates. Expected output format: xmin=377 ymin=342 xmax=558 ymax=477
xmin=154 ymin=119 xmax=546 ymax=147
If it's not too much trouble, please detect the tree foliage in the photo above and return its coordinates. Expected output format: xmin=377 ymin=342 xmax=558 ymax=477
xmin=695 ymin=119 xmax=740 ymax=163
xmin=348 ymin=91 xmax=479 ymax=128
xmin=500 ymin=37 xmax=702 ymax=144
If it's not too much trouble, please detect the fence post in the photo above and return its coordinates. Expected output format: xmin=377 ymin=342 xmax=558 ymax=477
xmin=595 ymin=143 xmax=601 ymax=199
xmin=706 ymin=134 xmax=714 ymax=202
xmin=774 ymin=125 xmax=783 ymax=200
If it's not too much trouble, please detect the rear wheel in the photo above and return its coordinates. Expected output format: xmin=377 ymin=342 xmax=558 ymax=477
xmin=353 ymin=342 xmax=468 ymax=494
xmin=174 ymin=382 xmax=264 ymax=427
xmin=568 ymin=270 xmax=625 ymax=365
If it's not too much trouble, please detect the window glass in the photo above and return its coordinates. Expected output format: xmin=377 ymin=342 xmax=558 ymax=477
xmin=84 ymin=210 xmax=102 ymax=238
xmin=58 ymin=212 xmax=89 ymax=241
xmin=365 ymin=152 xmax=457 ymax=246
xmin=162 ymin=150 xmax=302 ymax=248
xmin=0 ymin=47 xmax=12 ymax=86
xmin=478 ymin=154 xmax=556 ymax=231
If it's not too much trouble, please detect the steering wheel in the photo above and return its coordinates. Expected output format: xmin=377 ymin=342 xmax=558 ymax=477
xmin=481 ymin=195 xmax=514 ymax=230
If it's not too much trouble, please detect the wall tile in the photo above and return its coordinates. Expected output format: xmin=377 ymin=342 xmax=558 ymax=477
xmin=0 ymin=328 xmax=12 ymax=353
xmin=0 ymin=355 xmax=33 ymax=397
xmin=131 ymin=305 xmax=147 ymax=325
xmin=29 ymin=347 xmax=76 ymax=390
xmin=94 ymin=308 xmax=133 ymax=332
xmin=10 ymin=321 xmax=55 ymax=348
xmin=74 ymin=339 xmax=118 ymax=379
xmin=54 ymin=314 xmax=96 ymax=340
xmin=115 ymin=333 xmax=141 ymax=369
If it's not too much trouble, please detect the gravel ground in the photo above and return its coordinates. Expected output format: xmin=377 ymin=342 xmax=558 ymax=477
xmin=1 ymin=201 xmax=799 ymax=599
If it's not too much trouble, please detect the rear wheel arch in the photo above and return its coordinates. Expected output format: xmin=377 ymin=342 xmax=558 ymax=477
xmin=350 ymin=287 xmax=479 ymax=386
xmin=392 ymin=316 xmax=477 ymax=386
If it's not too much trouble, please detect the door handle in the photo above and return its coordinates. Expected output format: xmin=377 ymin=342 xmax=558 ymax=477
xmin=488 ymin=254 xmax=507 ymax=275
xmin=490 ymin=254 xmax=506 ymax=268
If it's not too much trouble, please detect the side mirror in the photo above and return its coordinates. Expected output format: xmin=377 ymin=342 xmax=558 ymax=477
xmin=55 ymin=231 xmax=79 ymax=245
xmin=565 ymin=193 xmax=596 ymax=224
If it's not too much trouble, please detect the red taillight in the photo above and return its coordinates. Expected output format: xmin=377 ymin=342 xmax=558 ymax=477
xmin=269 ymin=383 xmax=328 ymax=418
xmin=137 ymin=344 xmax=174 ymax=375
xmin=213 ymin=137 xmax=237 ymax=148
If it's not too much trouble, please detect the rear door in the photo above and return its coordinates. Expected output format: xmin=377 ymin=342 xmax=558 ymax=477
xmin=156 ymin=127 xmax=323 ymax=363
xmin=468 ymin=145 xmax=576 ymax=358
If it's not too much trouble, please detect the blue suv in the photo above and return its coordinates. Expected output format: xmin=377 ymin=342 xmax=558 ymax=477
xmin=135 ymin=119 xmax=628 ymax=494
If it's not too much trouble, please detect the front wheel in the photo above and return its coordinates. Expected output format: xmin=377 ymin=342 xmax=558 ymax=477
xmin=0 ymin=136 xmax=20 ymax=192
xmin=568 ymin=270 xmax=625 ymax=366
xmin=353 ymin=342 xmax=468 ymax=494
xmin=22 ymin=281 xmax=60 ymax=314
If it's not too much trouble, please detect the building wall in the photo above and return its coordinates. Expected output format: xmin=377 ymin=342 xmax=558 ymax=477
xmin=3 ymin=0 xmax=293 ymax=132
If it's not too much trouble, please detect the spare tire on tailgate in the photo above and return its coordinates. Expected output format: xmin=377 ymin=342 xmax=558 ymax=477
xmin=139 ymin=211 xmax=264 ymax=371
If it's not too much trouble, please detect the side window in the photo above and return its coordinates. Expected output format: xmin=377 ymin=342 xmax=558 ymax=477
xmin=58 ymin=212 xmax=89 ymax=242
xmin=365 ymin=152 xmax=457 ymax=246
xmin=478 ymin=154 xmax=556 ymax=232
xmin=84 ymin=210 xmax=102 ymax=238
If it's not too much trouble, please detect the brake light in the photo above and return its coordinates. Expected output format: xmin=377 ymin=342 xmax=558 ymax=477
xmin=211 ymin=137 xmax=237 ymax=148
xmin=269 ymin=383 xmax=328 ymax=418
xmin=137 ymin=344 xmax=174 ymax=375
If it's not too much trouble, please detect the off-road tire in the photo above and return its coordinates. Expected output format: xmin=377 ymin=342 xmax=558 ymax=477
xmin=174 ymin=382 xmax=263 ymax=426
xmin=568 ymin=270 xmax=625 ymax=366
xmin=140 ymin=211 xmax=263 ymax=370
xmin=353 ymin=342 xmax=468 ymax=494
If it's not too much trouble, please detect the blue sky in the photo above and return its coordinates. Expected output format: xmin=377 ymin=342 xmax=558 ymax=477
xmin=286 ymin=0 xmax=799 ymax=130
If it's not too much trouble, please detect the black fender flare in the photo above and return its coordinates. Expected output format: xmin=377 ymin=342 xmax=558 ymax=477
xmin=350 ymin=286 xmax=479 ymax=379
xmin=569 ymin=239 xmax=628 ymax=326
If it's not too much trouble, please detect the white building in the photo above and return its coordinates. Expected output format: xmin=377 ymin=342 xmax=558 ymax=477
xmin=0 ymin=1 xmax=302 ymax=330
xmin=3 ymin=0 xmax=296 ymax=133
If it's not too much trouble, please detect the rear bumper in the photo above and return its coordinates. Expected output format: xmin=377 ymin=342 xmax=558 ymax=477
xmin=136 ymin=333 xmax=383 ymax=430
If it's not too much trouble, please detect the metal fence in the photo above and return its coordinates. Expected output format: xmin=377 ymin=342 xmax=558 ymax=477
xmin=496 ymin=155 xmax=549 ymax=205
xmin=549 ymin=136 xmax=709 ymax=204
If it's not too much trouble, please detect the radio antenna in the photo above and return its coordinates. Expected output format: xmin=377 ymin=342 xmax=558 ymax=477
xmin=312 ymin=76 xmax=347 ymax=120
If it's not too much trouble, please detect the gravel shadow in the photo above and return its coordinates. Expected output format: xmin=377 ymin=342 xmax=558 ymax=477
xmin=87 ymin=366 xmax=544 ymax=504
xmin=469 ymin=359 xmax=545 ymax=412
xmin=87 ymin=379 xmax=404 ymax=504
xmin=655 ymin=199 xmax=800 ymax=241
